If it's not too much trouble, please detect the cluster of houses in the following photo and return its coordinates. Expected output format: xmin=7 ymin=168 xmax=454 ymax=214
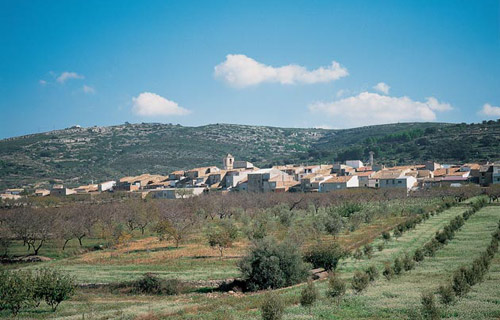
xmin=1 ymin=154 xmax=500 ymax=200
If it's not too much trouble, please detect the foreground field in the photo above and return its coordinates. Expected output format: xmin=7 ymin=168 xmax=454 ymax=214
xmin=2 ymin=202 xmax=498 ymax=319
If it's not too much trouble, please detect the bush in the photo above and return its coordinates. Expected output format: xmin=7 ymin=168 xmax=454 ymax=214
xmin=35 ymin=269 xmax=75 ymax=311
xmin=134 ymin=273 xmax=182 ymax=295
xmin=393 ymin=229 xmax=402 ymax=238
xmin=413 ymin=248 xmax=425 ymax=262
xmin=351 ymin=271 xmax=369 ymax=294
xmin=0 ymin=270 xmax=32 ymax=315
xmin=382 ymin=231 xmax=391 ymax=242
xmin=452 ymin=267 xmax=470 ymax=297
xmin=423 ymin=239 xmax=440 ymax=257
xmin=363 ymin=244 xmax=373 ymax=259
xmin=437 ymin=285 xmax=455 ymax=305
xmin=393 ymin=257 xmax=403 ymax=275
xmin=365 ymin=265 xmax=379 ymax=282
xmin=261 ymin=291 xmax=284 ymax=320
xmin=324 ymin=212 xmax=343 ymax=237
xmin=239 ymin=237 xmax=310 ymax=291
xmin=304 ymin=242 xmax=347 ymax=271
xmin=300 ymin=281 xmax=318 ymax=310
xmin=0 ymin=269 xmax=75 ymax=315
xmin=377 ymin=243 xmax=385 ymax=252
xmin=383 ymin=263 xmax=394 ymax=280
xmin=162 ymin=279 xmax=183 ymax=295
xmin=135 ymin=273 xmax=163 ymax=294
xmin=403 ymin=253 xmax=415 ymax=271
xmin=326 ymin=273 xmax=346 ymax=302
xmin=421 ymin=291 xmax=440 ymax=320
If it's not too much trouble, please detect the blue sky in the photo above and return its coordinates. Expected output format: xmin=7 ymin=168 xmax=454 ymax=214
xmin=0 ymin=0 xmax=499 ymax=138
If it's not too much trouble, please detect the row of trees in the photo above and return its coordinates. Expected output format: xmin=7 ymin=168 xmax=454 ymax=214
xmin=0 ymin=269 xmax=74 ymax=315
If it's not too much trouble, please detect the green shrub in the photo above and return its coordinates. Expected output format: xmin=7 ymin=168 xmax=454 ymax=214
xmin=0 ymin=270 xmax=33 ymax=315
xmin=383 ymin=263 xmax=394 ymax=280
xmin=421 ymin=291 xmax=440 ymax=320
xmin=134 ymin=273 xmax=182 ymax=296
xmin=324 ymin=212 xmax=343 ymax=237
xmin=300 ymin=281 xmax=318 ymax=310
xmin=363 ymin=244 xmax=373 ymax=259
xmin=365 ymin=265 xmax=379 ymax=282
xmin=38 ymin=269 xmax=75 ymax=311
xmin=162 ymin=279 xmax=183 ymax=295
xmin=0 ymin=269 xmax=75 ymax=315
xmin=239 ymin=237 xmax=310 ymax=291
xmin=326 ymin=273 xmax=346 ymax=302
xmin=135 ymin=273 xmax=162 ymax=294
xmin=351 ymin=271 xmax=369 ymax=294
xmin=382 ymin=231 xmax=391 ymax=242
xmin=393 ymin=229 xmax=402 ymax=238
xmin=423 ymin=239 xmax=440 ymax=257
xmin=452 ymin=267 xmax=470 ymax=297
xmin=377 ymin=243 xmax=385 ymax=252
xmin=304 ymin=242 xmax=347 ymax=271
xmin=437 ymin=284 xmax=455 ymax=305
xmin=413 ymin=248 xmax=425 ymax=262
xmin=261 ymin=291 xmax=285 ymax=320
xmin=403 ymin=253 xmax=415 ymax=271
xmin=393 ymin=257 xmax=403 ymax=275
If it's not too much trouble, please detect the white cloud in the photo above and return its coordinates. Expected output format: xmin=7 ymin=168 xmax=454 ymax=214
xmin=82 ymin=85 xmax=95 ymax=94
xmin=132 ymin=92 xmax=191 ymax=116
xmin=336 ymin=89 xmax=346 ymax=98
xmin=57 ymin=71 xmax=84 ymax=83
xmin=479 ymin=103 xmax=500 ymax=117
xmin=308 ymin=92 xmax=453 ymax=127
xmin=425 ymin=97 xmax=453 ymax=111
xmin=214 ymin=54 xmax=348 ymax=88
xmin=39 ymin=80 xmax=47 ymax=86
xmin=373 ymin=82 xmax=390 ymax=94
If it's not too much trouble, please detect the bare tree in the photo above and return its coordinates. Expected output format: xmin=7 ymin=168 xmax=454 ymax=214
xmin=154 ymin=199 xmax=198 ymax=247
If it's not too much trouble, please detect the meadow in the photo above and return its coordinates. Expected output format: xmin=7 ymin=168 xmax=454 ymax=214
xmin=1 ymin=189 xmax=499 ymax=319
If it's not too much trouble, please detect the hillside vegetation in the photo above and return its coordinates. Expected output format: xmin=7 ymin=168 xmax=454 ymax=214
xmin=0 ymin=120 xmax=499 ymax=189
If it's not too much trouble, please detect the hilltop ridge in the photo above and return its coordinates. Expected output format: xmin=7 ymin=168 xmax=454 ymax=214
xmin=0 ymin=121 xmax=498 ymax=189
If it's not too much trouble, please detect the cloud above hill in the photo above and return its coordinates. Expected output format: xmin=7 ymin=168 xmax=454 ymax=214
xmin=479 ymin=103 xmax=500 ymax=117
xmin=309 ymin=92 xmax=453 ymax=127
xmin=132 ymin=92 xmax=191 ymax=117
xmin=214 ymin=54 xmax=348 ymax=88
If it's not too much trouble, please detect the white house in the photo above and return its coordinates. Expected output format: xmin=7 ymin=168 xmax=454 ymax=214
xmin=493 ymin=164 xmax=500 ymax=185
xmin=320 ymin=175 xmax=359 ymax=192
xmin=98 ymin=181 xmax=116 ymax=192
xmin=346 ymin=160 xmax=364 ymax=169
xmin=150 ymin=187 xmax=205 ymax=199
xmin=372 ymin=170 xmax=417 ymax=190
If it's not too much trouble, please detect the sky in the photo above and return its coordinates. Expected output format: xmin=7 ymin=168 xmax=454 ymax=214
xmin=0 ymin=0 xmax=499 ymax=139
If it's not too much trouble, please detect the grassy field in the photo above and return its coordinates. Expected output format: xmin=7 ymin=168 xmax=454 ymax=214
xmin=9 ymin=214 xmax=407 ymax=284
xmin=2 ymin=205 xmax=498 ymax=319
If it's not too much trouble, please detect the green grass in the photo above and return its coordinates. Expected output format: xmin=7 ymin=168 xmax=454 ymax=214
xmin=337 ymin=206 xmax=467 ymax=276
xmin=3 ymin=205 xmax=499 ymax=319
xmin=17 ymin=257 xmax=241 ymax=283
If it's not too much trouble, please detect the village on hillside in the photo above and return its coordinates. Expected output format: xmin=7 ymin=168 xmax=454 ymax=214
xmin=2 ymin=153 xmax=499 ymax=201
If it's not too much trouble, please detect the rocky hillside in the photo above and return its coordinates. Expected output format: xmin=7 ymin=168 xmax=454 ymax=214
xmin=0 ymin=121 xmax=499 ymax=189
